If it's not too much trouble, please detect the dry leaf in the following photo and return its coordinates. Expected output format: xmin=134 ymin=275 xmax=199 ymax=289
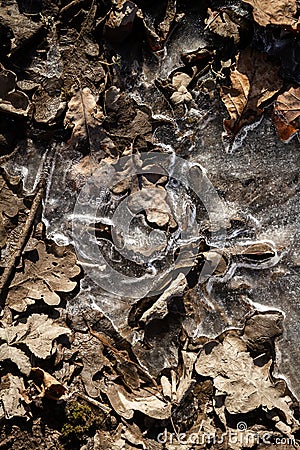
xmin=170 ymin=85 xmax=193 ymax=105
xmin=195 ymin=334 xmax=298 ymax=430
xmin=221 ymin=48 xmax=282 ymax=136
xmin=64 ymin=86 xmax=104 ymax=150
xmin=0 ymin=343 xmax=31 ymax=376
xmin=242 ymin=0 xmax=300 ymax=29
xmin=31 ymin=368 xmax=66 ymax=400
xmin=0 ymin=68 xmax=30 ymax=116
xmin=273 ymin=86 xmax=300 ymax=141
xmin=172 ymin=72 xmax=192 ymax=89
xmin=100 ymin=380 xmax=171 ymax=419
xmin=0 ymin=314 xmax=71 ymax=359
xmin=140 ymin=273 xmax=187 ymax=324
xmin=0 ymin=175 xmax=21 ymax=248
xmin=6 ymin=241 xmax=80 ymax=311
xmin=0 ymin=374 xmax=28 ymax=420
xmin=104 ymin=0 xmax=138 ymax=43
xmin=206 ymin=8 xmax=240 ymax=44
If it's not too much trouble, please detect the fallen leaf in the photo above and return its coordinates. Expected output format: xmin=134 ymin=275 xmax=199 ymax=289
xmin=242 ymin=0 xmax=300 ymax=29
xmin=0 ymin=343 xmax=31 ymax=376
xmin=0 ymin=68 xmax=30 ymax=116
xmin=195 ymin=334 xmax=298 ymax=431
xmin=104 ymin=0 xmax=138 ymax=43
xmin=140 ymin=273 xmax=187 ymax=324
xmin=205 ymin=8 xmax=240 ymax=44
xmin=6 ymin=241 xmax=80 ymax=311
xmin=273 ymin=86 xmax=300 ymax=141
xmin=31 ymin=368 xmax=66 ymax=400
xmin=220 ymin=48 xmax=282 ymax=136
xmin=64 ymin=86 xmax=104 ymax=151
xmin=170 ymin=85 xmax=193 ymax=105
xmin=100 ymin=380 xmax=171 ymax=419
xmin=0 ymin=175 xmax=21 ymax=248
xmin=0 ymin=314 xmax=71 ymax=359
xmin=0 ymin=374 xmax=28 ymax=420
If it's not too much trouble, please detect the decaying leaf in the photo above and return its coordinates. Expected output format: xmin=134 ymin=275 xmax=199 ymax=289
xmin=220 ymin=48 xmax=282 ymax=136
xmin=64 ymin=86 xmax=104 ymax=151
xmin=104 ymin=0 xmax=138 ymax=43
xmin=0 ymin=314 xmax=71 ymax=359
xmin=0 ymin=68 xmax=30 ymax=116
xmin=242 ymin=0 xmax=300 ymax=29
xmin=71 ymin=332 xmax=110 ymax=398
xmin=273 ymin=86 xmax=300 ymax=141
xmin=0 ymin=343 xmax=31 ymax=376
xmin=6 ymin=241 xmax=80 ymax=311
xmin=0 ymin=175 xmax=21 ymax=248
xmin=0 ymin=374 xmax=28 ymax=420
xmin=195 ymin=334 xmax=298 ymax=432
xmin=205 ymin=8 xmax=240 ymax=44
xmin=100 ymin=380 xmax=171 ymax=420
xmin=31 ymin=368 xmax=66 ymax=400
xmin=140 ymin=273 xmax=187 ymax=324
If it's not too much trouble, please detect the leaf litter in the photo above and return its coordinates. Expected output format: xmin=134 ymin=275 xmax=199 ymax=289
xmin=0 ymin=0 xmax=299 ymax=449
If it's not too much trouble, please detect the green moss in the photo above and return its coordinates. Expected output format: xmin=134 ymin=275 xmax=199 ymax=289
xmin=60 ymin=401 xmax=105 ymax=446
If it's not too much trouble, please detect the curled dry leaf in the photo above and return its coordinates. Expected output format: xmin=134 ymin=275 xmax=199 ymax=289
xmin=128 ymin=186 xmax=177 ymax=228
xmin=6 ymin=241 xmax=80 ymax=311
xmin=273 ymin=86 xmax=300 ymax=142
xmin=140 ymin=273 xmax=187 ymax=324
xmin=242 ymin=0 xmax=300 ymax=29
xmin=31 ymin=368 xmax=66 ymax=400
xmin=195 ymin=334 xmax=298 ymax=431
xmin=0 ymin=68 xmax=30 ymax=116
xmin=100 ymin=380 xmax=171 ymax=420
xmin=220 ymin=48 xmax=282 ymax=136
xmin=0 ymin=313 xmax=71 ymax=359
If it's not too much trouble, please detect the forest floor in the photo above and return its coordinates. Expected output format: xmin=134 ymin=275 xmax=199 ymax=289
xmin=0 ymin=0 xmax=300 ymax=449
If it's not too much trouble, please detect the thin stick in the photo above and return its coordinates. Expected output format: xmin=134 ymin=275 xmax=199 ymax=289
xmin=0 ymin=179 xmax=45 ymax=296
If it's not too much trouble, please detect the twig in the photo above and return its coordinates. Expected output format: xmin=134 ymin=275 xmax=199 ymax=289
xmin=85 ymin=319 xmax=159 ymax=388
xmin=0 ymin=179 xmax=45 ymax=297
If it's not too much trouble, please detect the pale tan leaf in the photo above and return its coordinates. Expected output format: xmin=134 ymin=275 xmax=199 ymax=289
xmin=0 ymin=343 xmax=31 ymax=376
xmin=7 ymin=241 xmax=80 ymax=311
xmin=242 ymin=0 xmax=300 ymax=28
xmin=100 ymin=380 xmax=171 ymax=420
xmin=64 ymin=86 xmax=104 ymax=145
xmin=0 ymin=314 xmax=71 ymax=359
xmin=195 ymin=334 xmax=298 ymax=429
xmin=0 ymin=374 xmax=28 ymax=420
xmin=206 ymin=8 xmax=240 ymax=43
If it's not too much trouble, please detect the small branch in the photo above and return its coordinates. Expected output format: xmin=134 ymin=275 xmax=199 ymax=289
xmin=0 ymin=179 xmax=45 ymax=298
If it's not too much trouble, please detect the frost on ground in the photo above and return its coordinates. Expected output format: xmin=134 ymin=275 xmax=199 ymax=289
xmin=0 ymin=0 xmax=299 ymax=449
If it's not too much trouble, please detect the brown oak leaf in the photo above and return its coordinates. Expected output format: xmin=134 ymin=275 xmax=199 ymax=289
xmin=6 ymin=241 xmax=80 ymax=311
xmin=242 ymin=0 xmax=300 ymax=29
xmin=220 ymin=48 xmax=282 ymax=136
xmin=0 ymin=313 xmax=71 ymax=359
xmin=273 ymin=86 xmax=300 ymax=141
